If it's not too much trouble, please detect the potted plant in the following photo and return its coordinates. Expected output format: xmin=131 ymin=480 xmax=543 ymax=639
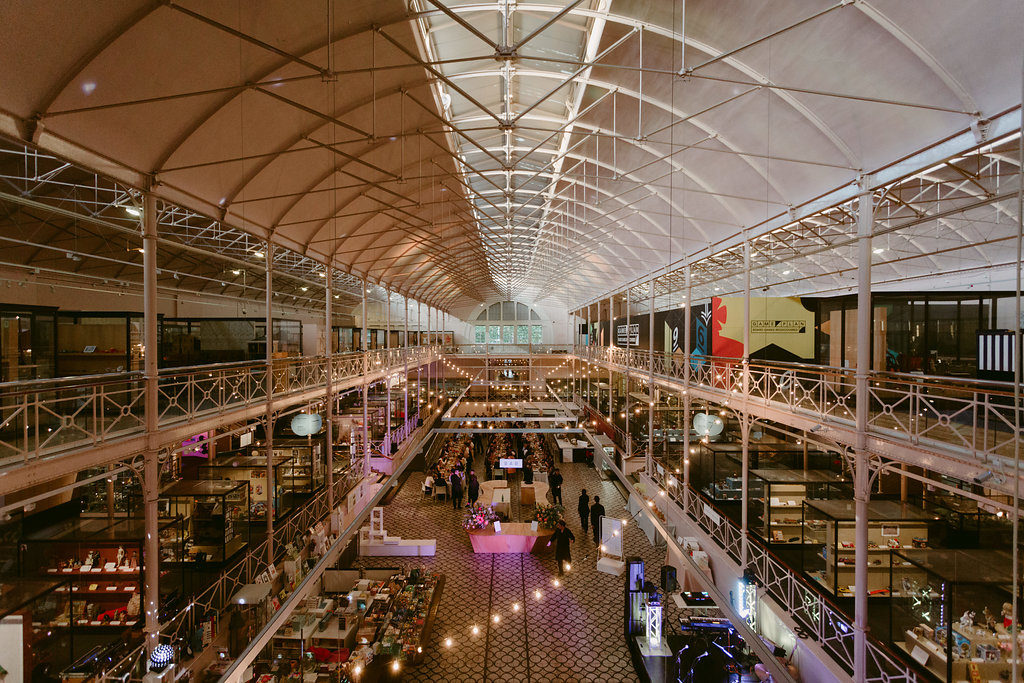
xmin=462 ymin=503 xmax=499 ymax=531
xmin=533 ymin=504 xmax=564 ymax=530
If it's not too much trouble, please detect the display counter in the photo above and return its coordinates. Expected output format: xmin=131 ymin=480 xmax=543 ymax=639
xmin=802 ymin=499 xmax=940 ymax=599
xmin=891 ymin=549 xmax=1022 ymax=683
xmin=160 ymin=479 xmax=249 ymax=563
xmin=554 ymin=436 xmax=591 ymax=463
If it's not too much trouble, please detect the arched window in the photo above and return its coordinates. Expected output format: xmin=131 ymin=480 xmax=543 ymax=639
xmin=473 ymin=300 xmax=543 ymax=344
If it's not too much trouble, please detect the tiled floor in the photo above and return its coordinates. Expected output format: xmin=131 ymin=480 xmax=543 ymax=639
xmin=354 ymin=447 xmax=679 ymax=682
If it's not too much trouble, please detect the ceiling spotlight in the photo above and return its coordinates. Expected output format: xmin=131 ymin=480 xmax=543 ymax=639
xmin=253 ymin=250 xmax=265 ymax=258
xmin=231 ymin=269 xmax=241 ymax=275
xmin=124 ymin=206 xmax=140 ymax=217
xmin=873 ymin=247 xmax=885 ymax=254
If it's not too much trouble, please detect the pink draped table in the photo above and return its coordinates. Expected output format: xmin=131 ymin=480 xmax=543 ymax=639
xmin=467 ymin=523 xmax=554 ymax=554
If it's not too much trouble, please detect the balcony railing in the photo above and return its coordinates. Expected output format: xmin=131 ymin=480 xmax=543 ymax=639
xmin=0 ymin=347 xmax=439 ymax=470
xmin=578 ymin=345 xmax=1022 ymax=481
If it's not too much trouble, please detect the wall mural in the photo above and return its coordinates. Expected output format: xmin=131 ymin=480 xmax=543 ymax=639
xmin=712 ymin=296 xmax=815 ymax=362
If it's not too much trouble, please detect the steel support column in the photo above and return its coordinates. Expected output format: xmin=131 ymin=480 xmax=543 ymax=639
xmin=325 ymin=265 xmax=334 ymax=513
xmin=648 ymin=278 xmax=655 ymax=474
xmin=362 ymin=280 xmax=369 ymax=476
xmin=853 ymin=178 xmax=873 ymax=680
xmin=625 ymin=290 xmax=631 ymax=458
xmin=384 ymin=290 xmax=391 ymax=456
xmin=682 ymin=264 xmax=692 ymax=508
xmin=142 ymin=191 xmax=159 ymax=654
xmin=740 ymin=238 xmax=751 ymax=569
xmin=607 ymin=296 xmax=613 ymax=422
xmin=264 ymin=243 xmax=276 ymax=565
xmin=404 ymin=297 xmax=409 ymax=431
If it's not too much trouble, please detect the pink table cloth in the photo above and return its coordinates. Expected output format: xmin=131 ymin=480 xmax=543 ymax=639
xmin=467 ymin=523 xmax=554 ymax=554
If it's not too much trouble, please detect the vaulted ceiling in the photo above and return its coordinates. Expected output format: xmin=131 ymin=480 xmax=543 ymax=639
xmin=0 ymin=0 xmax=1020 ymax=314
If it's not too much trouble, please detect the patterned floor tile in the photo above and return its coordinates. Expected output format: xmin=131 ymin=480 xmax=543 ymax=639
xmin=351 ymin=441 xmax=680 ymax=682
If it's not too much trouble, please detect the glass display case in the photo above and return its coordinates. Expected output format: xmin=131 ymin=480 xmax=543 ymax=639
xmin=750 ymin=469 xmax=851 ymax=544
xmin=19 ymin=517 xmax=183 ymax=636
xmin=802 ymin=500 xmax=940 ymax=599
xmin=199 ymin=454 xmax=295 ymax=520
xmin=76 ymin=467 xmax=140 ymax=517
xmin=698 ymin=442 xmax=834 ymax=503
xmin=0 ymin=578 xmax=73 ymax=680
xmin=159 ymin=480 xmax=249 ymax=563
xmin=891 ymin=549 xmax=1022 ymax=682
xmin=273 ymin=438 xmax=326 ymax=502
xmin=924 ymin=490 xmax=1012 ymax=549
xmin=55 ymin=311 xmax=144 ymax=377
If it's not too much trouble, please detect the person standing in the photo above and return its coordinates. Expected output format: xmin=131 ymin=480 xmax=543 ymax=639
xmin=467 ymin=470 xmax=480 ymax=506
xmin=547 ymin=520 xmax=575 ymax=576
xmin=578 ymin=489 xmax=590 ymax=535
xmin=549 ymin=468 xmax=564 ymax=505
xmin=589 ymin=496 xmax=605 ymax=543
xmin=450 ymin=470 xmax=464 ymax=510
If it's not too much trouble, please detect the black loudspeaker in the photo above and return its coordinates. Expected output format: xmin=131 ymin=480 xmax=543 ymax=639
xmin=661 ymin=565 xmax=678 ymax=593
xmin=579 ymin=323 xmax=588 ymax=334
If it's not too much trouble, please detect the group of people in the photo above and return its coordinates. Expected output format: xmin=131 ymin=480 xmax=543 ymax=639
xmin=548 ymin=484 xmax=608 ymax=576
xmin=425 ymin=434 xmax=482 ymax=511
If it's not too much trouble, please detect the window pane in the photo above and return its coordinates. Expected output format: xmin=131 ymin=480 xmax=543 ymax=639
xmin=530 ymin=309 xmax=541 ymax=320
xmin=531 ymin=325 xmax=543 ymax=344
xmin=516 ymin=325 xmax=528 ymax=343
xmin=474 ymin=325 xmax=486 ymax=343
xmin=488 ymin=303 xmax=501 ymax=320
xmin=502 ymin=325 xmax=514 ymax=343
xmin=488 ymin=325 xmax=501 ymax=343
xmin=517 ymin=303 xmax=529 ymax=320
xmin=476 ymin=309 xmax=489 ymax=321
xmin=502 ymin=301 xmax=516 ymax=320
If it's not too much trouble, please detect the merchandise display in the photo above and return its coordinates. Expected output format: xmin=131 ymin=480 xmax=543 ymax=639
xmin=892 ymin=549 xmax=1023 ymax=682
xmin=263 ymin=570 xmax=444 ymax=679
xmin=802 ymin=500 xmax=940 ymax=599
xmin=749 ymin=469 xmax=851 ymax=544
xmin=159 ymin=479 xmax=250 ymax=563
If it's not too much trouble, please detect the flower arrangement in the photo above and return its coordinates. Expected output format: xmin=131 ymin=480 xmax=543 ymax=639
xmin=462 ymin=502 xmax=499 ymax=531
xmin=533 ymin=503 xmax=564 ymax=529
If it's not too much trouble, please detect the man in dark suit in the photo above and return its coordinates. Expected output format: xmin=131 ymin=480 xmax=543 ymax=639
xmin=467 ymin=471 xmax=480 ymax=506
xmin=547 ymin=520 xmax=575 ymax=576
xmin=578 ymin=489 xmax=590 ymax=534
xmin=589 ymin=496 xmax=605 ymax=543
xmin=450 ymin=470 xmax=464 ymax=509
xmin=549 ymin=468 xmax=563 ymax=505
